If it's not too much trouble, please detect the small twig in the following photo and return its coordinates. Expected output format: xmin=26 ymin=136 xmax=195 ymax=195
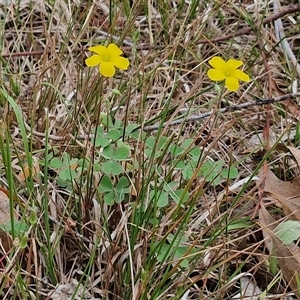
xmin=21 ymin=93 xmax=300 ymax=137
xmin=142 ymin=93 xmax=300 ymax=131
xmin=1 ymin=50 xmax=44 ymax=58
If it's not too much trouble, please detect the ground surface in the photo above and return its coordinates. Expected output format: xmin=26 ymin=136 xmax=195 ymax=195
xmin=0 ymin=0 xmax=300 ymax=299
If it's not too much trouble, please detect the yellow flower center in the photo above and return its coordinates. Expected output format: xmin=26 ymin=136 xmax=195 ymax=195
xmin=102 ymin=51 xmax=112 ymax=62
xmin=224 ymin=69 xmax=233 ymax=77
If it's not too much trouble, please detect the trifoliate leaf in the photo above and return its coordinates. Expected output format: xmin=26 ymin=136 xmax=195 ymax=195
xmin=101 ymin=161 xmax=123 ymax=175
xmin=98 ymin=174 xmax=113 ymax=192
xmin=50 ymin=158 xmax=65 ymax=169
xmin=95 ymin=136 xmax=110 ymax=147
xmin=104 ymin=192 xmax=115 ymax=205
xmin=59 ymin=168 xmax=77 ymax=181
xmin=102 ymin=144 xmax=114 ymax=159
xmin=113 ymin=146 xmax=130 ymax=160
xmin=106 ymin=129 xmax=122 ymax=140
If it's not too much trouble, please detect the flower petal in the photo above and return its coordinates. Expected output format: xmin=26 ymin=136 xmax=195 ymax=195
xmin=88 ymin=45 xmax=107 ymax=56
xmin=99 ymin=62 xmax=115 ymax=77
xmin=85 ymin=55 xmax=102 ymax=67
xmin=111 ymin=56 xmax=129 ymax=70
xmin=107 ymin=43 xmax=123 ymax=56
xmin=231 ymin=69 xmax=250 ymax=82
xmin=207 ymin=69 xmax=226 ymax=81
xmin=225 ymin=77 xmax=239 ymax=92
xmin=226 ymin=59 xmax=243 ymax=71
xmin=208 ymin=57 xmax=226 ymax=69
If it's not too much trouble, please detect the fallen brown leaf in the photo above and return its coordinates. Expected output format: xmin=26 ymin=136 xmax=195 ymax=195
xmin=258 ymin=167 xmax=300 ymax=220
xmin=259 ymin=202 xmax=300 ymax=299
xmin=258 ymin=202 xmax=276 ymax=253
xmin=288 ymin=146 xmax=300 ymax=167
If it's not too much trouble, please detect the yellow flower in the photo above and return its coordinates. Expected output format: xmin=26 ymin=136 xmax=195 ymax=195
xmin=85 ymin=43 xmax=129 ymax=77
xmin=207 ymin=56 xmax=250 ymax=92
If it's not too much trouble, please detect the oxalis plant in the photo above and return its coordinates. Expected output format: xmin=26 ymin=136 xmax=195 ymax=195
xmin=82 ymin=45 xmax=242 ymax=284
xmin=46 ymin=43 xmax=241 ymax=273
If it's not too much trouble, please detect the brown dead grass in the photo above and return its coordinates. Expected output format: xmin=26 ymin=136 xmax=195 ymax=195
xmin=0 ymin=0 xmax=300 ymax=299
